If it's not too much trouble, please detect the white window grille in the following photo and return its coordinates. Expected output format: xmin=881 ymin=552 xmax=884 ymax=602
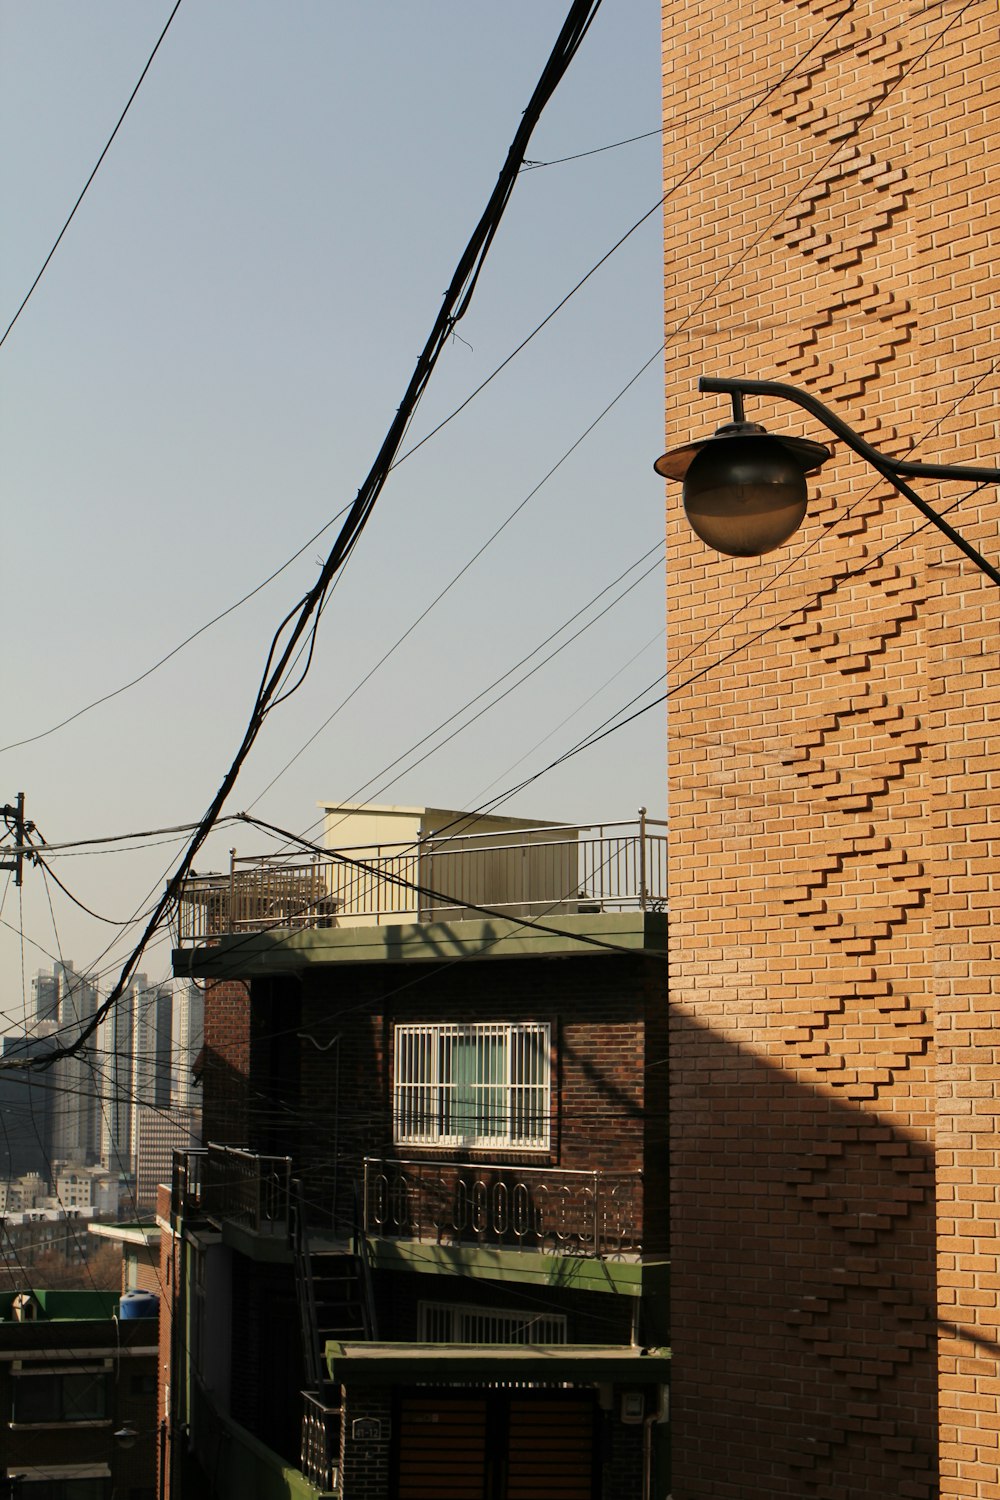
xmin=393 ymin=1022 xmax=551 ymax=1150
xmin=418 ymin=1299 xmax=567 ymax=1345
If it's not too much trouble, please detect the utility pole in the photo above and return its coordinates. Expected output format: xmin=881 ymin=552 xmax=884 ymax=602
xmin=0 ymin=794 xmax=34 ymax=886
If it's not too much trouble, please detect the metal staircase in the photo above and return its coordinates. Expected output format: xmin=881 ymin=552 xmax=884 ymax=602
xmin=291 ymin=1177 xmax=378 ymax=1492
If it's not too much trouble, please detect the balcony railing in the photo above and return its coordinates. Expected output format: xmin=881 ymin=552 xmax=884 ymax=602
xmin=175 ymin=1148 xmax=643 ymax=1257
xmin=175 ymin=813 xmax=667 ymax=943
xmin=301 ymin=1390 xmax=340 ymax=1493
xmin=172 ymin=1145 xmax=291 ymax=1234
xmin=171 ymin=1146 xmax=206 ymax=1219
xmin=363 ymin=1158 xmax=642 ymax=1257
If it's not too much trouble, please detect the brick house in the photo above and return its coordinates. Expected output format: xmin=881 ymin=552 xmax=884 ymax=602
xmin=660 ymin=0 xmax=1000 ymax=1495
xmin=0 ymin=1288 xmax=158 ymax=1499
xmin=164 ymin=806 xmax=670 ymax=1499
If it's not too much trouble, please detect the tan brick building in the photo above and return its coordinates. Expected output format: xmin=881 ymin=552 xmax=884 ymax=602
xmin=660 ymin=0 xmax=999 ymax=1495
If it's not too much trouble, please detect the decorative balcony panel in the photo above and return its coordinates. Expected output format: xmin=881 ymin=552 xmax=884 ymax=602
xmin=363 ymin=1157 xmax=642 ymax=1257
xmin=301 ymin=1390 xmax=340 ymax=1493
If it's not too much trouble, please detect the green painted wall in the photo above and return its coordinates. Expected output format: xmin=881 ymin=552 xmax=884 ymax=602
xmin=0 ymin=1289 xmax=121 ymax=1321
xmin=210 ymin=1411 xmax=334 ymax=1500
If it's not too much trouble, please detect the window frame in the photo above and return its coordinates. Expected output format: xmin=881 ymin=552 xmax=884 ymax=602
xmin=393 ymin=1021 xmax=552 ymax=1151
xmin=10 ymin=1370 xmax=111 ymax=1427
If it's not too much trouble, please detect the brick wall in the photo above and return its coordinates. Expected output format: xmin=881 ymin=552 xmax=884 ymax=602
xmin=661 ymin=0 xmax=999 ymax=1494
xmin=202 ymin=978 xmax=251 ymax=1145
xmin=295 ymin=952 xmax=667 ymax=1249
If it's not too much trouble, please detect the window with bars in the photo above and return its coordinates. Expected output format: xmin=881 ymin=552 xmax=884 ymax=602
xmin=418 ymin=1298 xmax=567 ymax=1344
xmin=394 ymin=1022 xmax=551 ymax=1150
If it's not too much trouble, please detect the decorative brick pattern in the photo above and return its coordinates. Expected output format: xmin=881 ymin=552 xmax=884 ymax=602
xmin=662 ymin=0 xmax=998 ymax=1493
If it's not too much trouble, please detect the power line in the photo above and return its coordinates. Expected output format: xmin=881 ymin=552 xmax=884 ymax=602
xmin=7 ymin=0 xmax=983 ymax=1068
xmin=0 ymin=0 xmax=185 ymax=351
xmin=5 ymin=1 xmax=608 ymax=1075
xmin=0 ymin=0 xmax=869 ymax=765
xmin=1 ymin=0 xmax=898 ymax=765
xmin=0 ymin=508 xmax=352 ymax=757
xmin=521 ymin=127 xmax=661 ymax=170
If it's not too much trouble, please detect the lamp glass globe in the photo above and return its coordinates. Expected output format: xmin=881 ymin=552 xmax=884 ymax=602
xmin=682 ymin=435 xmax=809 ymax=556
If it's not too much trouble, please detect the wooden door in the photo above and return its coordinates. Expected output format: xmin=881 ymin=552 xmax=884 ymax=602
xmin=396 ymin=1394 xmax=489 ymax=1499
xmin=394 ymin=1391 xmax=597 ymax=1500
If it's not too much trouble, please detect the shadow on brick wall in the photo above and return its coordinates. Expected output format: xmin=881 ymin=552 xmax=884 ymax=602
xmin=667 ymin=1005 xmax=937 ymax=1500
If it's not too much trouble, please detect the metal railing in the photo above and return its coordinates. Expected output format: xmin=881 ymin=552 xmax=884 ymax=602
xmin=173 ymin=1145 xmax=291 ymax=1234
xmin=301 ymin=1390 xmax=340 ymax=1493
xmin=175 ymin=813 xmax=667 ymax=942
xmin=363 ymin=1157 xmax=642 ymax=1257
xmin=177 ymin=854 xmax=337 ymax=942
xmin=172 ymin=1147 xmax=207 ymax=1219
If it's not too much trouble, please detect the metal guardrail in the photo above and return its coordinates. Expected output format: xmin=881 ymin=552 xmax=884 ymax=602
xmin=363 ymin=1157 xmax=642 ymax=1257
xmin=171 ymin=1147 xmax=206 ymax=1219
xmin=172 ymin=1145 xmax=291 ymax=1234
xmin=175 ymin=814 xmax=667 ymax=942
xmin=301 ymin=1390 xmax=340 ymax=1493
xmin=177 ymin=856 xmax=336 ymax=941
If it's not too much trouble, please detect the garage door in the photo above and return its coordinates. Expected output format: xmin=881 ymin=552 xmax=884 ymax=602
xmin=394 ymin=1392 xmax=597 ymax=1500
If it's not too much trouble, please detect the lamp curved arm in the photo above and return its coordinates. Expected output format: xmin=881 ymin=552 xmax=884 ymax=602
xmin=699 ymin=375 xmax=1000 ymax=587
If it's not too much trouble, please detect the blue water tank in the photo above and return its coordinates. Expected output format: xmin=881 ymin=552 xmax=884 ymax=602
xmin=119 ymin=1291 xmax=159 ymax=1320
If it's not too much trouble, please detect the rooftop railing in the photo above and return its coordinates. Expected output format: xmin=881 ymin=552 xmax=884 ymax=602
xmin=175 ymin=812 xmax=666 ymax=943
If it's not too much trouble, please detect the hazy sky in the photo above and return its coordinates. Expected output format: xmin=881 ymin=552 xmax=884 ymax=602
xmin=0 ymin=2 xmax=666 ymax=1019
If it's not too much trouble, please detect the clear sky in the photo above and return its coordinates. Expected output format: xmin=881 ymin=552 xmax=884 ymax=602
xmin=0 ymin=2 xmax=666 ymax=1021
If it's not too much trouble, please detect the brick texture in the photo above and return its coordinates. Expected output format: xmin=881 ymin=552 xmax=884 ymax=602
xmin=661 ymin=0 xmax=999 ymax=1493
xmin=202 ymin=978 xmax=252 ymax=1145
xmin=291 ymin=953 xmax=668 ymax=1252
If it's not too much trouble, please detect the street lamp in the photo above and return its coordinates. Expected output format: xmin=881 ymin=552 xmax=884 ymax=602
xmin=655 ymin=376 xmax=1000 ymax=586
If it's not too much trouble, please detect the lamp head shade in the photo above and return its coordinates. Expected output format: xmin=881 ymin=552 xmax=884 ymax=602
xmin=655 ymin=421 xmax=831 ymax=557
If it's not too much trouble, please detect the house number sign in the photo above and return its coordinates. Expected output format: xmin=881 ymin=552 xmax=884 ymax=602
xmin=352 ymin=1418 xmax=383 ymax=1442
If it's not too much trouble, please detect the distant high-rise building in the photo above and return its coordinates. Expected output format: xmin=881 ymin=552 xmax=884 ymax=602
xmin=48 ymin=961 xmax=101 ymax=1166
xmin=173 ymin=981 xmax=204 ymax=1110
xmin=30 ymin=969 xmax=60 ymax=1028
xmin=100 ymin=974 xmax=141 ymax=1178
xmin=0 ymin=1028 xmax=57 ymax=1182
xmin=100 ymin=975 xmax=193 ymax=1192
xmin=132 ymin=979 xmax=174 ymax=1117
xmin=133 ymin=1104 xmax=198 ymax=1212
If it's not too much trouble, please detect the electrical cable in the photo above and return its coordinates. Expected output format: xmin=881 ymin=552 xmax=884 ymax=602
xmin=521 ymin=127 xmax=661 ymax=170
xmin=28 ymin=839 xmax=146 ymax=926
xmin=1 ymin=0 xmax=898 ymax=764
xmin=3 ymin=0 xmax=607 ymax=1075
xmin=3 ymin=0 xmax=973 ymax=814
xmin=0 ymin=507 xmax=352 ymax=757
xmin=9 ymin=0 xmax=983 ymax=1068
xmin=1 ymin=0 xmax=881 ymax=768
xmin=249 ymin=529 xmax=664 ymax=811
xmin=0 ymin=0 xmax=185 ymax=350
xmin=468 ymin=622 xmax=665 ymax=806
